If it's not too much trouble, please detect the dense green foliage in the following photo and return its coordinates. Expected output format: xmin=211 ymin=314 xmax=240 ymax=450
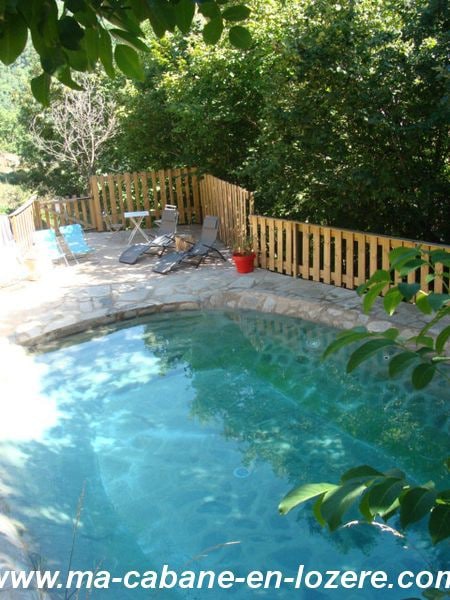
xmin=110 ymin=0 xmax=450 ymax=242
xmin=0 ymin=1 xmax=252 ymax=106
xmin=3 ymin=0 xmax=449 ymax=241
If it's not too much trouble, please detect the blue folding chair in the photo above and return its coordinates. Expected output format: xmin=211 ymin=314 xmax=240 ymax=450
xmin=59 ymin=224 xmax=93 ymax=257
xmin=33 ymin=228 xmax=68 ymax=265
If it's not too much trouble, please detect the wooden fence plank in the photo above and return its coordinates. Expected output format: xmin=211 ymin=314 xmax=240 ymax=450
xmin=312 ymin=225 xmax=320 ymax=281
xmin=192 ymin=169 xmax=201 ymax=223
xmin=285 ymin=220 xmax=293 ymax=276
xmin=292 ymin=222 xmax=299 ymax=277
xmin=276 ymin=220 xmax=283 ymax=273
xmin=158 ymin=169 xmax=167 ymax=209
xmin=333 ymin=229 xmax=342 ymax=286
xmin=344 ymin=232 xmax=354 ymax=288
xmin=356 ymin=233 xmax=366 ymax=286
xmin=369 ymin=235 xmax=378 ymax=276
xmin=260 ymin=217 xmax=267 ymax=269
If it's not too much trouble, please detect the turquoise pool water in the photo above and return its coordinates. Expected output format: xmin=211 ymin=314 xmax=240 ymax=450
xmin=1 ymin=310 xmax=448 ymax=599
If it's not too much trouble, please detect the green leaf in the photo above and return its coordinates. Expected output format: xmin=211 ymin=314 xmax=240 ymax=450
xmin=147 ymin=0 xmax=174 ymax=37
xmin=411 ymin=363 xmax=436 ymax=389
xmin=397 ymin=259 xmax=427 ymax=276
xmin=388 ymin=351 xmax=418 ymax=377
xmin=72 ymin=8 xmax=98 ymax=28
xmin=55 ymin=65 xmax=83 ymax=90
xmin=415 ymin=335 xmax=434 ymax=349
xmin=427 ymin=294 xmax=450 ymax=311
xmin=128 ymin=0 xmax=152 ymax=21
xmin=357 ymin=270 xmax=390 ymax=296
xmin=362 ymin=282 xmax=386 ymax=313
xmin=98 ymin=27 xmax=114 ymax=77
xmin=278 ymin=483 xmax=337 ymax=516
xmin=322 ymin=328 xmax=370 ymax=360
xmin=416 ymin=291 xmax=433 ymax=315
xmin=400 ymin=487 xmax=437 ymax=528
xmin=65 ymin=47 xmax=88 ymax=71
xmin=398 ymin=282 xmax=420 ymax=301
xmin=114 ymin=44 xmax=145 ymax=81
xmin=57 ymin=16 xmax=85 ymax=51
xmin=109 ymin=28 xmax=149 ymax=52
xmin=0 ymin=10 xmax=28 ymax=65
xmin=429 ymin=504 xmax=450 ymax=544
xmin=389 ymin=246 xmax=420 ymax=270
xmin=83 ymin=27 xmax=99 ymax=68
xmin=384 ymin=468 xmax=406 ymax=479
xmin=346 ymin=339 xmax=396 ymax=373
xmin=366 ymin=477 xmax=405 ymax=518
xmin=321 ymin=482 xmax=367 ymax=530
xmin=40 ymin=47 xmax=65 ymax=74
xmin=222 ymin=5 xmax=251 ymax=21
xmin=341 ymin=465 xmax=383 ymax=484
xmin=359 ymin=491 xmax=374 ymax=521
xmin=175 ymin=0 xmax=195 ymax=34
xmin=436 ymin=326 xmax=450 ymax=354
xmin=202 ymin=17 xmax=223 ymax=44
xmin=229 ymin=25 xmax=252 ymax=49
xmin=30 ymin=72 xmax=51 ymax=106
xmin=382 ymin=328 xmax=400 ymax=341
xmin=383 ymin=288 xmax=403 ymax=315
xmin=199 ymin=1 xmax=222 ymax=20
xmin=312 ymin=494 xmax=327 ymax=526
xmin=66 ymin=0 xmax=86 ymax=11
xmin=428 ymin=250 xmax=450 ymax=267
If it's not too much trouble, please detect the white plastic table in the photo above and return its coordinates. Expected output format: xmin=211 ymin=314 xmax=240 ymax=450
xmin=124 ymin=211 xmax=150 ymax=245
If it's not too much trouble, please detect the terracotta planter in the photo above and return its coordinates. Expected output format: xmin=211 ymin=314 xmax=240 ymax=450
xmin=232 ymin=252 xmax=256 ymax=274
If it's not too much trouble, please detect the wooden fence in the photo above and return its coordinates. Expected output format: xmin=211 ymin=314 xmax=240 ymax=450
xmin=8 ymin=194 xmax=37 ymax=257
xmin=34 ymin=196 xmax=96 ymax=232
xmin=250 ymin=215 xmax=449 ymax=293
xmin=89 ymin=167 xmax=201 ymax=230
xmin=8 ymin=168 xmax=448 ymax=297
xmin=199 ymin=174 xmax=254 ymax=247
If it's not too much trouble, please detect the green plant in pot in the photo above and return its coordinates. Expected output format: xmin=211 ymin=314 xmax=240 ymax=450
xmin=232 ymin=237 xmax=256 ymax=273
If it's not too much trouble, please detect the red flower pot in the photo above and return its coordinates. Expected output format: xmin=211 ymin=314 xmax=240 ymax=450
xmin=232 ymin=253 xmax=256 ymax=274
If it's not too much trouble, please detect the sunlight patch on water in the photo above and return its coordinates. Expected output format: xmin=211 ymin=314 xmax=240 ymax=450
xmin=0 ymin=341 xmax=60 ymax=442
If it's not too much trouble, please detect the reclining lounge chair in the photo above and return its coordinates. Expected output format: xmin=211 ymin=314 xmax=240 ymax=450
xmin=153 ymin=215 xmax=226 ymax=274
xmin=60 ymin=224 xmax=94 ymax=258
xmin=119 ymin=208 xmax=179 ymax=265
xmin=33 ymin=228 xmax=69 ymax=265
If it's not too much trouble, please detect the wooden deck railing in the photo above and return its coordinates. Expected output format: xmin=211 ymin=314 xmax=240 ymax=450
xmin=249 ymin=215 xmax=449 ymax=293
xmin=8 ymin=194 xmax=37 ymax=256
xmin=89 ymin=167 xmax=201 ymax=230
xmin=34 ymin=196 xmax=96 ymax=232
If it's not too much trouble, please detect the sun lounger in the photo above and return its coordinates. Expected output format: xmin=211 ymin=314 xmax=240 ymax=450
xmin=60 ymin=224 xmax=93 ymax=257
xmin=119 ymin=208 xmax=178 ymax=264
xmin=33 ymin=228 xmax=69 ymax=265
xmin=153 ymin=216 xmax=226 ymax=274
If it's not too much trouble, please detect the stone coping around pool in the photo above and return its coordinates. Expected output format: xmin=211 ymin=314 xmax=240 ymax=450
xmin=10 ymin=286 xmax=429 ymax=349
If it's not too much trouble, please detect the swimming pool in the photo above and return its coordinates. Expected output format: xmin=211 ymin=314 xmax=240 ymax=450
xmin=1 ymin=310 xmax=448 ymax=598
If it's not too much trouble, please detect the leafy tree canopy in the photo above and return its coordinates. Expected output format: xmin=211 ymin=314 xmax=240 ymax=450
xmin=0 ymin=0 xmax=252 ymax=105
